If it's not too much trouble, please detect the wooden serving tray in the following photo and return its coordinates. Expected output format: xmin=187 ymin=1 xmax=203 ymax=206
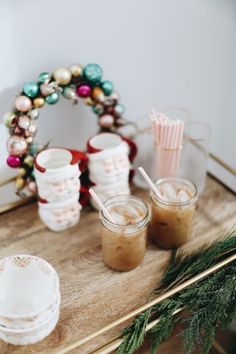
xmin=0 ymin=175 xmax=235 ymax=354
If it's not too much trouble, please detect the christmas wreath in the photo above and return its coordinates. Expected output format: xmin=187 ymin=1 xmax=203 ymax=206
xmin=3 ymin=63 xmax=132 ymax=195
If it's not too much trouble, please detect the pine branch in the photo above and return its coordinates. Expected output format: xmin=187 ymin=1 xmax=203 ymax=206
xmin=117 ymin=233 xmax=236 ymax=354
xmin=117 ymin=309 xmax=151 ymax=354
xmin=157 ymin=233 xmax=236 ymax=292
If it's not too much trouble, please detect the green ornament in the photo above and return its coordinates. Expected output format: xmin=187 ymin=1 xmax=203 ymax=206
xmin=3 ymin=112 xmax=16 ymax=128
xmin=45 ymin=92 xmax=59 ymax=104
xmin=29 ymin=142 xmax=40 ymax=156
xmin=23 ymin=82 xmax=39 ymax=98
xmin=92 ymin=104 xmax=104 ymax=115
xmin=62 ymin=86 xmax=76 ymax=100
xmin=100 ymin=81 xmax=113 ymax=96
xmin=114 ymin=104 xmax=125 ymax=116
xmin=83 ymin=64 xmax=103 ymax=84
xmin=38 ymin=72 xmax=51 ymax=83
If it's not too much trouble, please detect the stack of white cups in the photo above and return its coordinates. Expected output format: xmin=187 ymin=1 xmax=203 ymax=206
xmin=0 ymin=255 xmax=60 ymax=345
xmin=34 ymin=147 xmax=87 ymax=232
xmin=87 ymin=133 xmax=136 ymax=209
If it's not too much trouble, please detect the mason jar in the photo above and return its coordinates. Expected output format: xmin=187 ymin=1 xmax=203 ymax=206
xmin=100 ymin=195 xmax=150 ymax=271
xmin=149 ymin=177 xmax=198 ymax=249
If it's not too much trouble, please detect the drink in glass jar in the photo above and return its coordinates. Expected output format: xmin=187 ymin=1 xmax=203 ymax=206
xmin=100 ymin=195 xmax=149 ymax=271
xmin=149 ymin=177 xmax=197 ymax=249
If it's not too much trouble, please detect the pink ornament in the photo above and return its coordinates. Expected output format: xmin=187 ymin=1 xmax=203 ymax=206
xmin=40 ymin=83 xmax=54 ymax=96
xmin=6 ymin=155 xmax=21 ymax=168
xmin=99 ymin=114 xmax=115 ymax=128
xmin=27 ymin=181 xmax=37 ymax=193
xmin=15 ymin=96 xmax=32 ymax=112
xmin=18 ymin=115 xmax=31 ymax=130
xmin=76 ymin=85 xmax=91 ymax=98
xmin=7 ymin=136 xmax=27 ymax=156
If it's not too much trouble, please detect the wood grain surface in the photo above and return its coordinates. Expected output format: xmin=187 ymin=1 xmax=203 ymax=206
xmin=0 ymin=176 xmax=235 ymax=354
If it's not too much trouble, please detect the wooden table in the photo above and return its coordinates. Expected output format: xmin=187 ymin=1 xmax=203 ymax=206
xmin=0 ymin=176 xmax=235 ymax=354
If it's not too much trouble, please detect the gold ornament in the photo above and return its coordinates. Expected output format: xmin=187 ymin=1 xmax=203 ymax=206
xmin=83 ymin=97 xmax=94 ymax=106
xmin=34 ymin=97 xmax=45 ymax=108
xmin=53 ymin=67 xmax=72 ymax=85
xmin=15 ymin=177 xmax=25 ymax=190
xmin=70 ymin=64 xmax=83 ymax=77
xmin=24 ymin=156 xmax=34 ymax=167
xmin=18 ymin=168 xmax=26 ymax=177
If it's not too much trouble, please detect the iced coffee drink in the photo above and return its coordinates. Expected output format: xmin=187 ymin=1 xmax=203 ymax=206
xmin=100 ymin=195 xmax=149 ymax=271
xmin=149 ymin=177 xmax=197 ymax=249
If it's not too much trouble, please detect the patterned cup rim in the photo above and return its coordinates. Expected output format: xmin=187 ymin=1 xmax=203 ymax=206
xmin=0 ymin=255 xmax=59 ymax=319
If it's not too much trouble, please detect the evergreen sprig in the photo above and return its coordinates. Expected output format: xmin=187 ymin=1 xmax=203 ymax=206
xmin=117 ymin=234 xmax=236 ymax=354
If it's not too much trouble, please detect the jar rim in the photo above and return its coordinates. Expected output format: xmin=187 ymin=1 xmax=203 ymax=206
xmin=151 ymin=176 xmax=198 ymax=207
xmin=100 ymin=195 xmax=150 ymax=231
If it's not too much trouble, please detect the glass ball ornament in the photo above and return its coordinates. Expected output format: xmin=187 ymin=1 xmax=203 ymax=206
xmin=23 ymin=82 xmax=39 ymax=98
xmin=3 ymin=112 xmax=16 ymax=128
xmin=29 ymin=108 xmax=39 ymax=120
xmin=40 ymin=83 xmax=54 ymax=97
xmin=114 ymin=104 xmax=125 ymax=116
xmin=18 ymin=115 xmax=31 ymax=130
xmin=34 ymin=97 xmax=45 ymax=108
xmin=15 ymin=177 xmax=25 ymax=190
xmin=92 ymin=87 xmax=104 ymax=102
xmin=99 ymin=114 xmax=115 ymax=128
xmin=70 ymin=64 xmax=83 ymax=77
xmin=29 ymin=141 xmax=41 ymax=156
xmin=7 ymin=136 xmax=27 ymax=156
xmin=26 ymin=136 xmax=33 ymax=144
xmin=83 ymin=64 xmax=103 ymax=84
xmin=45 ymin=92 xmax=60 ymax=104
xmin=100 ymin=81 xmax=113 ymax=96
xmin=111 ymin=92 xmax=119 ymax=102
xmin=18 ymin=167 xmax=26 ymax=177
xmin=27 ymin=180 xmax=37 ymax=193
xmin=83 ymin=97 xmax=94 ymax=106
xmin=92 ymin=104 xmax=104 ymax=115
xmin=62 ymin=87 xmax=76 ymax=100
xmin=76 ymin=84 xmax=91 ymax=98
xmin=15 ymin=96 xmax=32 ymax=112
xmin=28 ymin=122 xmax=37 ymax=136
xmin=24 ymin=155 xmax=34 ymax=167
xmin=6 ymin=155 xmax=21 ymax=168
xmin=53 ymin=67 xmax=72 ymax=85
xmin=38 ymin=72 xmax=51 ymax=83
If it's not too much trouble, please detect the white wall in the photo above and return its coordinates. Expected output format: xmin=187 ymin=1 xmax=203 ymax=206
xmin=0 ymin=0 xmax=235 ymax=190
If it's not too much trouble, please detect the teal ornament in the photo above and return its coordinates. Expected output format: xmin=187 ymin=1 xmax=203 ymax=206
xmin=38 ymin=72 xmax=51 ymax=83
xmin=62 ymin=87 xmax=76 ymax=100
xmin=100 ymin=81 xmax=113 ymax=96
xmin=83 ymin=64 xmax=103 ymax=84
xmin=29 ymin=142 xmax=40 ymax=156
xmin=92 ymin=104 xmax=104 ymax=115
xmin=114 ymin=104 xmax=125 ymax=116
xmin=23 ymin=82 xmax=39 ymax=98
xmin=45 ymin=92 xmax=59 ymax=104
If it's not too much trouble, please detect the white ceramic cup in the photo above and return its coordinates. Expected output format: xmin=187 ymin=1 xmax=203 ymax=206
xmin=87 ymin=133 xmax=135 ymax=207
xmin=34 ymin=147 xmax=88 ymax=203
xmin=38 ymin=194 xmax=81 ymax=232
xmin=0 ymin=255 xmax=59 ymax=328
